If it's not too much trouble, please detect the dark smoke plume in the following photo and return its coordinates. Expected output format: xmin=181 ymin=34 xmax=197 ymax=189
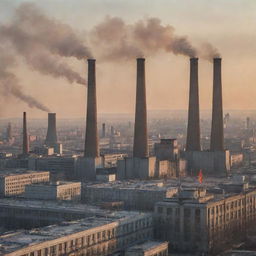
xmin=200 ymin=42 xmax=221 ymax=61
xmin=91 ymin=16 xmax=197 ymax=60
xmin=0 ymin=48 xmax=50 ymax=112
xmin=0 ymin=2 xmax=89 ymax=85
xmin=91 ymin=16 xmax=143 ymax=61
xmin=13 ymin=3 xmax=92 ymax=59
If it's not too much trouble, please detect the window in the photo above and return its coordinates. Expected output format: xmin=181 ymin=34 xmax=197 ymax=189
xmin=158 ymin=206 xmax=163 ymax=214
xmin=167 ymin=208 xmax=172 ymax=215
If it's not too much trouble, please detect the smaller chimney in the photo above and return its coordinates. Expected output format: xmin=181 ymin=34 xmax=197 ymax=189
xmin=23 ymin=112 xmax=29 ymax=155
xmin=45 ymin=113 xmax=58 ymax=147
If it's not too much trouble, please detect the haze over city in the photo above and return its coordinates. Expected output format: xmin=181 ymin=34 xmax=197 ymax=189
xmin=0 ymin=0 xmax=256 ymax=118
xmin=1 ymin=1 xmax=256 ymax=256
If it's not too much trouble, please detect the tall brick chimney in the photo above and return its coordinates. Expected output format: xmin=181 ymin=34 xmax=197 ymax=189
xmin=84 ymin=59 xmax=99 ymax=157
xmin=45 ymin=113 xmax=57 ymax=147
xmin=23 ymin=112 xmax=29 ymax=155
xmin=210 ymin=58 xmax=224 ymax=151
xmin=186 ymin=58 xmax=201 ymax=151
xmin=133 ymin=58 xmax=148 ymax=158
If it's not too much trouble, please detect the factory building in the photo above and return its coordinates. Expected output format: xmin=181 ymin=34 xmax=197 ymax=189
xmin=28 ymin=156 xmax=77 ymax=180
xmin=0 ymin=169 xmax=49 ymax=197
xmin=154 ymin=187 xmax=256 ymax=255
xmin=82 ymin=181 xmax=178 ymax=211
xmin=117 ymin=59 xmax=183 ymax=180
xmin=154 ymin=139 xmax=187 ymax=178
xmin=0 ymin=198 xmax=120 ymax=230
xmin=184 ymin=58 xmax=231 ymax=175
xmin=0 ymin=211 xmax=153 ymax=256
xmin=125 ymin=241 xmax=168 ymax=256
xmin=24 ymin=181 xmax=81 ymax=201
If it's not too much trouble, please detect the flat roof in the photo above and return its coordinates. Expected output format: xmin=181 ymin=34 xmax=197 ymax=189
xmin=126 ymin=241 xmax=168 ymax=252
xmin=84 ymin=180 xmax=177 ymax=191
xmin=26 ymin=181 xmax=81 ymax=187
xmin=0 ymin=211 xmax=150 ymax=254
xmin=83 ymin=177 xmax=231 ymax=191
xmin=0 ymin=169 xmax=49 ymax=178
xmin=0 ymin=198 xmax=106 ymax=215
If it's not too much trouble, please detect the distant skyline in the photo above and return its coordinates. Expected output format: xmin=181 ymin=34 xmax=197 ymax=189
xmin=0 ymin=0 xmax=256 ymax=118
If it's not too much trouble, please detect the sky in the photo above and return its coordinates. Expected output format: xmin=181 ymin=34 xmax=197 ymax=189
xmin=0 ymin=0 xmax=256 ymax=118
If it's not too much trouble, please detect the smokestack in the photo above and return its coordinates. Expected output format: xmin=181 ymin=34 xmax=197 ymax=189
xmin=210 ymin=58 xmax=224 ymax=151
xmin=186 ymin=58 xmax=201 ymax=151
xmin=133 ymin=58 xmax=149 ymax=158
xmin=23 ymin=112 xmax=29 ymax=155
xmin=45 ymin=113 xmax=58 ymax=146
xmin=84 ymin=59 xmax=99 ymax=157
xmin=102 ymin=123 xmax=106 ymax=138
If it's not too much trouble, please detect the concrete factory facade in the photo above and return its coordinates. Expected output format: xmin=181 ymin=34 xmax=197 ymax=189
xmin=0 ymin=169 xmax=49 ymax=197
xmin=24 ymin=181 xmax=81 ymax=201
xmin=0 ymin=211 xmax=153 ymax=256
xmin=155 ymin=187 xmax=256 ymax=255
xmin=82 ymin=181 xmax=178 ymax=211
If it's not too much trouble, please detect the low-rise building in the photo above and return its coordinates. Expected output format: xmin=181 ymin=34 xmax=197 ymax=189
xmin=0 ymin=211 xmax=153 ymax=256
xmin=82 ymin=181 xmax=178 ymax=211
xmin=24 ymin=181 xmax=81 ymax=201
xmin=125 ymin=241 xmax=168 ymax=256
xmin=0 ymin=169 xmax=49 ymax=197
xmin=0 ymin=198 xmax=110 ymax=230
xmin=154 ymin=187 xmax=256 ymax=255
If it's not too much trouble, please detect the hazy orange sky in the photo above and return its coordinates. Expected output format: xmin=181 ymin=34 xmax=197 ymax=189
xmin=0 ymin=0 xmax=256 ymax=118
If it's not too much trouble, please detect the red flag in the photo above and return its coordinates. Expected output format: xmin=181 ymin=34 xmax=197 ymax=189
xmin=198 ymin=170 xmax=203 ymax=184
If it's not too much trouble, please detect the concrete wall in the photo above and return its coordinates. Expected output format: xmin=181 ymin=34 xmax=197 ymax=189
xmin=75 ymin=156 xmax=103 ymax=181
xmin=183 ymin=150 xmax=230 ymax=175
xmin=117 ymin=157 xmax=156 ymax=180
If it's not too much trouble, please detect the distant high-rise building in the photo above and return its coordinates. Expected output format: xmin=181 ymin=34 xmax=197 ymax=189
xmin=6 ymin=122 xmax=12 ymax=142
xmin=102 ymin=123 xmax=106 ymax=138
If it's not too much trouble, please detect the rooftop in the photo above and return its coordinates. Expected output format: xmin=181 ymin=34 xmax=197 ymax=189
xmin=0 ymin=211 xmax=150 ymax=254
xmin=0 ymin=198 xmax=107 ymax=215
xmin=126 ymin=241 xmax=168 ymax=252
xmin=0 ymin=169 xmax=49 ymax=178
xmin=83 ymin=177 xmax=231 ymax=191
xmin=26 ymin=181 xmax=81 ymax=187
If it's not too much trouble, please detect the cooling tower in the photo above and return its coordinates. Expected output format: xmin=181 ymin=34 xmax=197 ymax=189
xmin=133 ymin=58 xmax=149 ymax=158
xmin=84 ymin=59 xmax=99 ymax=157
xmin=186 ymin=58 xmax=201 ymax=151
xmin=210 ymin=58 xmax=224 ymax=151
xmin=45 ymin=113 xmax=58 ymax=147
